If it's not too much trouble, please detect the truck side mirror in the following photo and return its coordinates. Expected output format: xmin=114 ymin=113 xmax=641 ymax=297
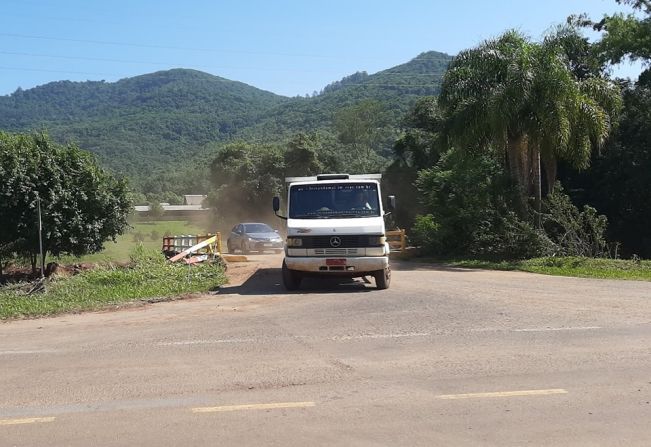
xmin=387 ymin=195 xmax=396 ymax=212
xmin=272 ymin=196 xmax=287 ymax=220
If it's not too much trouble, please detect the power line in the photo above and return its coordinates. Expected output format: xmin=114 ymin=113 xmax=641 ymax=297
xmin=0 ymin=32 xmax=450 ymax=63
xmin=0 ymin=50 xmax=343 ymax=74
xmin=0 ymin=50 xmax=446 ymax=78
xmin=1 ymin=12 xmax=123 ymax=26
xmin=0 ymin=32 xmax=344 ymax=59
xmin=0 ymin=66 xmax=116 ymax=77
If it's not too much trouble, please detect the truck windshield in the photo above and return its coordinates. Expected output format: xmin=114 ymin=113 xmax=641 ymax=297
xmin=289 ymin=183 xmax=381 ymax=219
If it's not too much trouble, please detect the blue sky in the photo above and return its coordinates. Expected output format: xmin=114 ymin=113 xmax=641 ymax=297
xmin=0 ymin=0 xmax=642 ymax=97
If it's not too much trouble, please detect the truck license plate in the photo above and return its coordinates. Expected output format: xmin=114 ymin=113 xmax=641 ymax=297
xmin=326 ymin=259 xmax=346 ymax=266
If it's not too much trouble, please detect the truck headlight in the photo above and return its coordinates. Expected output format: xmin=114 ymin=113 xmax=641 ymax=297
xmin=286 ymin=237 xmax=303 ymax=247
xmin=368 ymin=236 xmax=386 ymax=246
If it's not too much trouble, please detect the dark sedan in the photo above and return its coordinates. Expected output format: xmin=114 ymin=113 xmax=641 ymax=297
xmin=227 ymin=222 xmax=284 ymax=254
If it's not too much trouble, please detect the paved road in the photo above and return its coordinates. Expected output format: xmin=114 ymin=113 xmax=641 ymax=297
xmin=1 ymin=254 xmax=650 ymax=446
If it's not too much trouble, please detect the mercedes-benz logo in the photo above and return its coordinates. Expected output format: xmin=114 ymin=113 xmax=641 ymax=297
xmin=329 ymin=236 xmax=342 ymax=248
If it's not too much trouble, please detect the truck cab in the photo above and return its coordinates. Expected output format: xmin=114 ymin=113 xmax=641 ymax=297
xmin=273 ymin=174 xmax=394 ymax=290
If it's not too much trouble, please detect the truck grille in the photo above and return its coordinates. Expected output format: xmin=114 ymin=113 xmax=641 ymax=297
xmin=298 ymin=235 xmax=382 ymax=249
xmin=313 ymin=248 xmax=360 ymax=256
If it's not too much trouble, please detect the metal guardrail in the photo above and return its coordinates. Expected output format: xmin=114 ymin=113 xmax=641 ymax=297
xmin=386 ymin=229 xmax=406 ymax=252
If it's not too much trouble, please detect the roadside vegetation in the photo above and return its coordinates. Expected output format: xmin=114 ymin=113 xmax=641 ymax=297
xmin=449 ymin=257 xmax=651 ymax=282
xmin=0 ymin=247 xmax=227 ymax=320
xmin=0 ymin=132 xmax=131 ymax=275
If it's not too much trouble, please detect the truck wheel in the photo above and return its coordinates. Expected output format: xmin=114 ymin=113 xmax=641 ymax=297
xmin=282 ymin=260 xmax=302 ymax=291
xmin=374 ymin=267 xmax=391 ymax=290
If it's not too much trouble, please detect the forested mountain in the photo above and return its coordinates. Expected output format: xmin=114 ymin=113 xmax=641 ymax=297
xmin=0 ymin=51 xmax=452 ymax=184
xmin=241 ymin=51 xmax=453 ymax=139
xmin=0 ymin=69 xmax=289 ymax=179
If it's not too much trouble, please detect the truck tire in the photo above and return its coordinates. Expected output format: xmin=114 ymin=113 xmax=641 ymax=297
xmin=282 ymin=260 xmax=302 ymax=291
xmin=374 ymin=267 xmax=391 ymax=290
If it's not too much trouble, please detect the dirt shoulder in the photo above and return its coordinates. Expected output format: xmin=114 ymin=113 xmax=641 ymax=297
xmin=224 ymin=253 xmax=283 ymax=286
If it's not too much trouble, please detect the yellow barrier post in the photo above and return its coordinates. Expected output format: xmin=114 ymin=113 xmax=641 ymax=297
xmin=386 ymin=229 xmax=407 ymax=252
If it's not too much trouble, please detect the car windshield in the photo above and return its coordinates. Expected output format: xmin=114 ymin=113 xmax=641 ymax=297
xmin=289 ymin=183 xmax=380 ymax=219
xmin=243 ymin=223 xmax=273 ymax=233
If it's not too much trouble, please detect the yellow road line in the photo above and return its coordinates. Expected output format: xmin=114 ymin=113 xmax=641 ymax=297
xmin=192 ymin=401 xmax=316 ymax=413
xmin=0 ymin=417 xmax=56 ymax=426
xmin=436 ymin=389 xmax=568 ymax=400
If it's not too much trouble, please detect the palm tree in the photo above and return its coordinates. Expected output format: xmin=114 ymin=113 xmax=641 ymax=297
xmin=439 ymin=30 xmax=621 ymax=223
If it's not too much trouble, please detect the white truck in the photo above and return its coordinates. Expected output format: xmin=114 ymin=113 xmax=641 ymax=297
xmin=272 ymin=173 xmax=395 ymax=290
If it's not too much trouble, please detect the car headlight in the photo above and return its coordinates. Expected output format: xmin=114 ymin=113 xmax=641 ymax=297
xmin=368 ymin=236 xmax=386 ymax=246
xmin=286 ymin=237 xmax=303 ymax=247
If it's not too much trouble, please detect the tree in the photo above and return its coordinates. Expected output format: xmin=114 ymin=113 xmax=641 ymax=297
xmin=334 ymin=99 xmax=392 ymax=158
xmin=572 ymin=0 xmax=651 ymax=69
xmin=413 ymin=147 xmax=550 ymax=259
xmin=392 ymin=96 xmax=445 ymax=171
xmin=148 ymin=201 xmax=165 ymax=220
xmin=385 ymin=97 xmax=447 ymax=229
xmin=284 ymin=133 xmax=323 ymax=177
xmin=438 ymin=30 xmax=621 ymax=222
xmin=207 ymin=141 xmax=285 ymax=226
xmin=0 ymin=131 xmax=132 ymax=273
xmin=560 ymin=1 xmax=651 ymax=257
xmin=560 ymin=75 xmax=651 ymax=257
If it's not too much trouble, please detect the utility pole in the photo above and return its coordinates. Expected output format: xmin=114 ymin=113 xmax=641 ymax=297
xmin=37 ymin=196 xmax=45 ymax=278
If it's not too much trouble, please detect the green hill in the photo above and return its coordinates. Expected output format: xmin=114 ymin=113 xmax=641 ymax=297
xmin=0 ymin=69 xmax=288 ymax=180
xmin=0 ymin=51 xmax=452 ymax=187
xmin=242 ymin=51 xmax=452 ymax=138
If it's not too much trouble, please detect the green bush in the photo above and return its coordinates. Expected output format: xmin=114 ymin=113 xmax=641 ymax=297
xmin=411 ymin=145 xmax=613 ymax=260
xmin=413 ymin=148 xmax=551 ymax=259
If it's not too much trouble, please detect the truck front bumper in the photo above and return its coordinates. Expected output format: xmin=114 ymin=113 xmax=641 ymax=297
xmin=285 ymin=256 xmax=388 ymax=274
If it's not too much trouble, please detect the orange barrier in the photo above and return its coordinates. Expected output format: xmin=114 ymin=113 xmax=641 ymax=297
xmin=386 ymin=229 xmax=406 ymax=252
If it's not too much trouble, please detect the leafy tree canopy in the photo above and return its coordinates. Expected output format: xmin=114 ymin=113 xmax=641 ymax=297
xmin=439 ymin=29 xmax=621 ymax=219
xmin=0 ymin=132 xmax=132 ymax=272
xmin=570 ymin=0 xmax=651 ymax=70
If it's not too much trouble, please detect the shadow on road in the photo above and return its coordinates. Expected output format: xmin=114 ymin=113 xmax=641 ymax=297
xmin=217 ymin=268 xmax=374 ymax=296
